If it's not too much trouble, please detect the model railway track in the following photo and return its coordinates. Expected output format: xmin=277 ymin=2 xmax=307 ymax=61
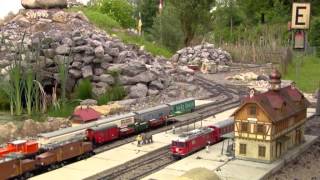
xmin=94 ymin=76 xmax=244 ymax=154
xmin=88 ymin=146 xmax=174 ymax=180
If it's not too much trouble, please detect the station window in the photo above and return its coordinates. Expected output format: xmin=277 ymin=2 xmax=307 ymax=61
xmin=240 ymin=144 xmax=246 ymax=155
xmin=241 ymin=122 xmax=249 ymax=132
xmin=248 ymin=105 xmax=257 ymax=117
xmin=256 ymin=124 xmax=265 ymax=134
xmin=258 ymin=146 xmax=266 ymax=157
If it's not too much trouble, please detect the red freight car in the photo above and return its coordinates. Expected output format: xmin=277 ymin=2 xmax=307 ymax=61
xmin=0 ymin=140 xmax=39 ymax=158
xmin=86 ymin=124 xmax=120 ymax=144
xmin=171 ymin=118 xmax=234 ymax=158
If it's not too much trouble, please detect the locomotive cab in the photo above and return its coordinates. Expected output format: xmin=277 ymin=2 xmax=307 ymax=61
xmin=171 ymin=141 xmax=188 ymax=157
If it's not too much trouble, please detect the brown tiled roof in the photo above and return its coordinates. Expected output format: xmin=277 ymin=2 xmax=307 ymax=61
xmin=233 ymin=85 xmax=310 ymax=123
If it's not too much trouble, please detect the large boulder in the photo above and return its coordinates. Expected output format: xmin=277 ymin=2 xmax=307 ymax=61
xmin=22 ymin=0 xmax=68 ymax=9
xmin=129 ymin=83 xmax=148 ymax=98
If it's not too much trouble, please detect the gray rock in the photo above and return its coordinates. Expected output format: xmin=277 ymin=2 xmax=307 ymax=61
xmin=72 ymin=45 xmax=91 ymax=53
xmin=22 ymin=0 xmax=67 ymax=9
xmin=0 ymin=60 xmax=11 ymax=68
xmin=129 ymin=83 xmax=148 ymax=98
xmin=150 ymin=80 xmax=164 ymax=90
xmin=109 ymin=48 xmax=119 ymax=57
xmin=95 ymin=82 xmax=109 ymax=89
xmin=99 ymin=74 xmax=114 ymax=85
xmin=101 ymin=62 xmax=110 ymax=70
xmin=168 ymin=90 xmax=179 ymax=97
xmin=95 ymin=46 xmax=104 ymax=58
xmin=81 ymin=65 xmax=93 ymax=78
xmin=92 ymin=87 xmax=106 ymax=97
xmin=92 ymin=75 xmax=100 ymax=82
xmin=73 ymin=36 xmax=86 ymax=46
xmin=69 ymin=68 xmax=82 ymax=78
xmin=122 ymin=62 xmax=146 ymax=76
xmin=83 ymin=56 xmax=94 ymax=64
xmin=66 ymin=77 xmax=76 ymax=93
xmin=116 ymin=99 xmax=137 ymax=106
xmin=102 ymin=54 xmax=113 ymax=62
xmin=55 ymin=45 xmax=70 ymax=55
xmin=54 ymin=55 xmax=68 ymax=64
xmin=71 ymin=61 xmax=82 ymax=68
xmin=89 ymin=39 xmax=102 ymax=47
xmin=94 ymin=68 xmax=104 ymax=76
xmin=119 ymin=76 xmax=135 ymax=85
xmin=148 ymin=89 xmax=159 ymax=96
xmin=43 ymin=49 xmax=56 ymax=59
xmin=217 ymin=65 xmax=230 ymax=72
xmin=133 ymin=71 xmax=157 ymax=84
xmin=80 ymin=99 xmax=98 ymax=105
xmin=62 ymin=37 xmax=73 ymax=46
xmin=52 ymin=11 xmax=68 ymax=23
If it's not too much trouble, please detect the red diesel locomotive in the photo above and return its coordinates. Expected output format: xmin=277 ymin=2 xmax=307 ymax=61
xmin=171 ymin=118 xmax=234 ymax=157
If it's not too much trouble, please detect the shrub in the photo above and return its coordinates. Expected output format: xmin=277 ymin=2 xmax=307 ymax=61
xmin=97 ymin=84 xmax=126 ymax=105
xmin=100 ymin=0 xmax=135 ymax=28
xmin=0 ymin=88 xmax=10 ymax=110
xmin=310 ymin=17 xmax=320 ymax=57
xmin=74 ymin=79 xmax=93 ymax=100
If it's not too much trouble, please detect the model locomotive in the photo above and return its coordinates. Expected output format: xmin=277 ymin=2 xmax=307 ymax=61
xmin=0 ymin=98 xmax=195 ymax=179
xmin=171 ymin=118 xmax=234 ymax=158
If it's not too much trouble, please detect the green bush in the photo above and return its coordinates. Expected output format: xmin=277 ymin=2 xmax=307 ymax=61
xmin=310 ymin=17 xmax=320 ymax=57
xmin=0 ymin=89 xmax=10 ymax=110
xmin=48 ymin=101 xmax=79 ymax=117
xmin=97 ymin=84 xmax=126 ymax=105
xmin=100 ymin=0 xmax=135 ymax=28
xmin=74 ymin=79 xmax=93 ymax=100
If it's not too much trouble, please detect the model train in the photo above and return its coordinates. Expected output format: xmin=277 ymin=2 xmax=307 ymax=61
xmin=0 ymin=98 xmax=195 ymax=179
xmin=171 ymin=118 xmax=234 ymax=158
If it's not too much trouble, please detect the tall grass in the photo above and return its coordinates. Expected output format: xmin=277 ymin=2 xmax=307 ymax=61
xmin=57 ymin=55 xmax=70 ymax=107
xmin=25 ymin=69 xmax=34 ymax=115
xmin=75 ymin=78 xmax=93 ymax=100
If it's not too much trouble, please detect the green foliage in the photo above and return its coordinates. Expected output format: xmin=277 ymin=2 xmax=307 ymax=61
xmin=100 ymin=0 xmax=135 ymax=28
xmin=116 ymin=32 xmax=173 ymax=58
xmin=24 ymin=69 xmax=35 ymax=116
xmin=48 ymin=101 xmax=79 ymax=117
xmin=0 ymin=89 xmax=10 ymax=110
xmin=137 ymin=0 xmax=158 ymax=33
xmin=151 ymin=2 xmax=184 ymax=51
xmin=97 ymin=84 xmax=126 ymax=105
xmin=169 ymin=0 xmax=215 ymax=46
xmin=310 ymin=17 xmax=320 ymax=57
xmin=57 ymin=56 xmax=70 ymax=106
xmin=75 ymin=79 xmax=93 ymax=100
xmin=284 ymin=55 xmax=320 ymax=93
xmin=79 ymin=8 xmax=121 ymax=31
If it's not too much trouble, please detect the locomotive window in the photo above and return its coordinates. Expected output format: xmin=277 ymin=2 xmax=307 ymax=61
xmin=173 ymin=142 xmax=185 ymax=147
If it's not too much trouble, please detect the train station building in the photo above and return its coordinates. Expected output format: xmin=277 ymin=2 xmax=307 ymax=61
xmin=232 ymin=70 xmax=310 ymax=163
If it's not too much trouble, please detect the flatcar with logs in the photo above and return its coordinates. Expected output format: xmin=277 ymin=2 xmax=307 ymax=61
xmin=0 ymin=98 xmax=195 ymax=179
xmin=171 ymin=118 xmax=234 ymax=158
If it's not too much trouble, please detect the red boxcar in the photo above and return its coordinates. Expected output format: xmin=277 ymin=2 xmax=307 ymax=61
xmin=86 ymin=124 xmax=120 ymax=144
xmin=171 ymin=118 xmax=234 ymax=158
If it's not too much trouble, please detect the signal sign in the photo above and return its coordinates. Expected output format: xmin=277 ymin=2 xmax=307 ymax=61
xmin=291 ymin=3 xmax=311 ymax=29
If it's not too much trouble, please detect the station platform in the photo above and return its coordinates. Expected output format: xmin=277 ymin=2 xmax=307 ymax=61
xmin=31 ymin=108 xmax=237 ymax=180
xmin=142 ymin=135 xmax=318 ymax=180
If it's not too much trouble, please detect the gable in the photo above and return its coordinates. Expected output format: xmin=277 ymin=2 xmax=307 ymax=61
xmin=234 ymin=103 xmax=272 ymax=123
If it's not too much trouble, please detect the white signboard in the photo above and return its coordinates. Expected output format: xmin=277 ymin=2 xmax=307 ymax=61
xmin=291 ymin=3 xmax=311 ymax=29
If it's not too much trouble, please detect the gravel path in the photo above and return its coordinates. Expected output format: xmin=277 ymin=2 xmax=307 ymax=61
xmin=268 ymin=116 xmax=320 ymax=180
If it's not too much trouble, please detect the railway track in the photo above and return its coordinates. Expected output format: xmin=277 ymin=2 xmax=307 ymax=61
xmin=85 ymin=77 xmax=247 ymax=179
xmin=94 ymin=75 xmax=245 ymax=154
xmin=89 ymin=146 xmax=174 ymax=180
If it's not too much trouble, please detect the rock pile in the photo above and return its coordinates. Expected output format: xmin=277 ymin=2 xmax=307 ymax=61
xmin=0 ymin=9 xmax=175 ymax=99
xmin=0 ymin=118 xmax=70 ymax=144
xmin=172 ymin=43 xmax=232 ymax=66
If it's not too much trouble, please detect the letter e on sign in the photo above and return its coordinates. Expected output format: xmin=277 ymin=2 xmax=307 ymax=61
xmin=291 ymin=3 xmax=311 ymax=29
